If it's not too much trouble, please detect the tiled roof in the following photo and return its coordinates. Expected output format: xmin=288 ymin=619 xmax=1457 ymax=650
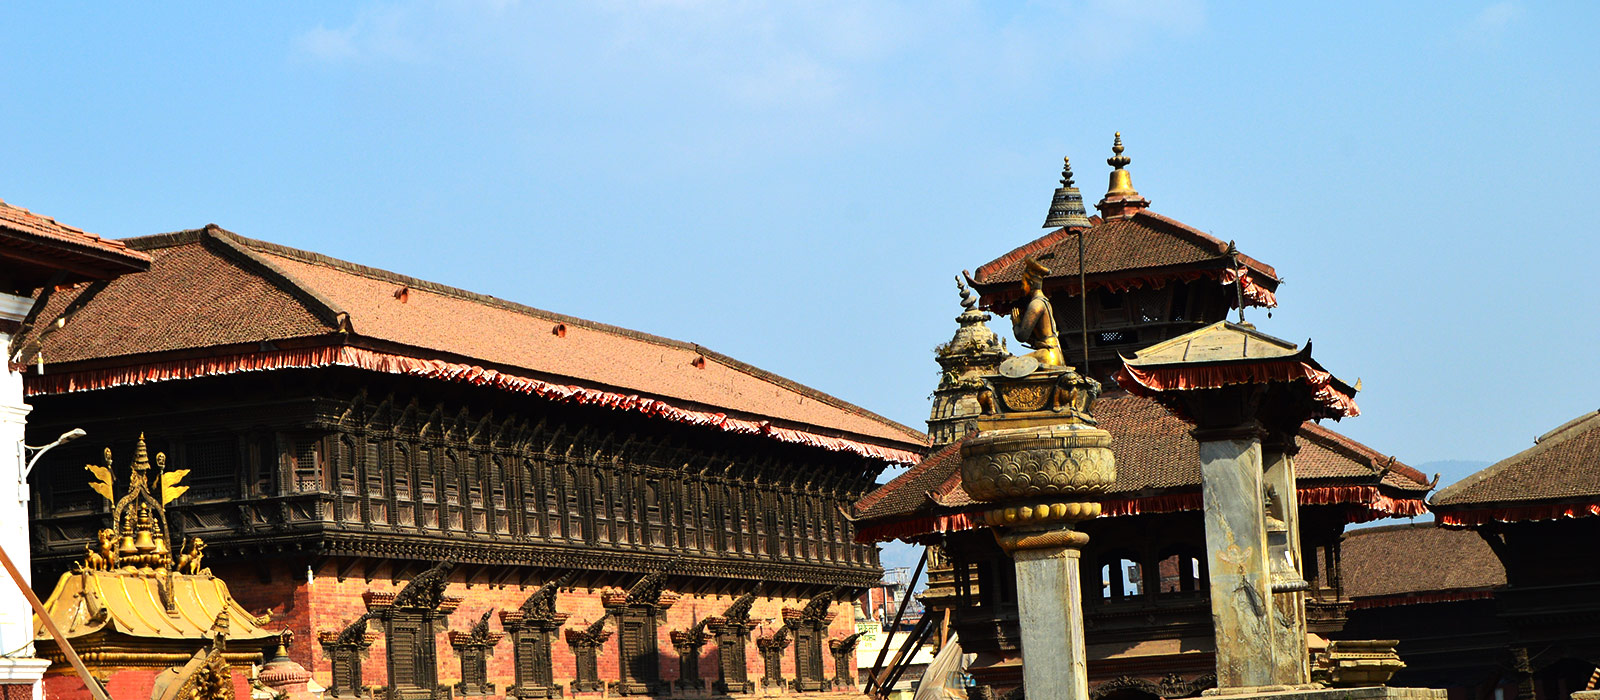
xmin=971 ymin=210 xmax=1277 ymax=287
xmin=853 ymin=392 xmax=1429 ymax=526
xmin=0 ymin=199 xmax=151 ymax=281
xmin=1340 ymin=523 xmax=1505 ymax=600
xmin=1432 ymin=410 xmax=1600 ymax=509
xmin=25 ymin=227 xmax=925 ymax=457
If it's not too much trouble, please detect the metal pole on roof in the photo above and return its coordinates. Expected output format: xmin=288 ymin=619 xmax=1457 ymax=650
xmin=1079 ymin=226 xmax=1090 ymax=372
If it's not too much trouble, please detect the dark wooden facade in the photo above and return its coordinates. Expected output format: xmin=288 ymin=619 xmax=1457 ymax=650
xmin=27 ymin=368 xmax=883 ymax=592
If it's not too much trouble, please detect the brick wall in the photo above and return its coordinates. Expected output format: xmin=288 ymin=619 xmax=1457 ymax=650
xmin=216 ymin=560 xmax=861 ymax=698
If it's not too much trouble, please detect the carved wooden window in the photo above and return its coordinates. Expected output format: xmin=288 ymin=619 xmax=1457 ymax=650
xmin=394 ymin=444 xmax=415 ymax=527
xmin=364 ymin=440 xmax=389 ymax=525
xmin=287 ymin=435 xmax=324 ymax=493
xmin=563 ymin=466 xmax=580 ymax=541
xmin=44 ymin=443 xmax=96 ymax=514
xmin=247 ymin=435 xmax=276 ymax=497
xmin=469 ymin=455 xmax=487 ymax=532
xmin=184 ymin=437 xmax=239 ymax=502
xmin=643 ymin=481 xmax=664 ymax=546
xmin=522 ymin=459 xmax=541 ymax=538
xmin=727 ymin=486 xmax=744 ymax=553
xmin=339 ymin=437 xmax=361 ymax=514
xmin=616 ymin=609 xmax=659 ymax=694
xmin=445 ymin=453 xmax=464 ymax=530
xmin=490 ymin=457 xmax=509 ymax=534
xmin=418 ymin=449 xmax=439 ymax=528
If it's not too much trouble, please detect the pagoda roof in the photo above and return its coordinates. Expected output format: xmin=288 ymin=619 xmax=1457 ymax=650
xmin=968 ymin=210 xmax=1279 ymax=312
xmin=1116 ymin=321 xmax=1360 ymax=422
xmin=22 ymin=227 xmax=926 ymax=464
xmin=0 ymin=199 xmax=151 ymax=289
xmin=33 ymin=569 xmax=279 ymax=652
xmin=1339 ymin=522 xmax=1504 ymax=609
xmin=851 ymin=392 xmax=1431 ymax=543
xmin=1431 ymin=409 xmax=1600 ymax=526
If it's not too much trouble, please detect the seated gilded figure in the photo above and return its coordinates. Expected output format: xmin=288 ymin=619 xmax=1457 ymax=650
xmin=1010 ymin=257 xmax=1065 ymax=368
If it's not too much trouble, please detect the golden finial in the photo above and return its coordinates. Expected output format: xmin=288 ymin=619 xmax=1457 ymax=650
xmin=1060 ymin=156 xmax=1076 ymax=187
xmin=1103 ymin=132 xmax=1141 ymax=201
xmin=1108 ymin=132 xmax=1130 ymax=169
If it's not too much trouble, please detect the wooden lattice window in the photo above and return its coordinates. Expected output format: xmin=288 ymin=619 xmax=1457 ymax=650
xmin=287 ymin=435 xmax=324 ymax=493
xmin=365 ymin=440 xmax=388 ymax=525
xmin=184 ymin=438 xmax=239 ymax=502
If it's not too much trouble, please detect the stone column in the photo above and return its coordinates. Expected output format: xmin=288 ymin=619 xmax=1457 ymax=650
xmin=962 ymin=399 xmax=1114 ymax=700
xmin=997 ymin=525 xmax=1091 ymax=700
xmin=0 ymin=292 xmax=47 ymax=700
xmin=1263 ymin=436 xmax=1309 ymax=685
xmin=1195 ymin=430 xmax=1275 ymax=688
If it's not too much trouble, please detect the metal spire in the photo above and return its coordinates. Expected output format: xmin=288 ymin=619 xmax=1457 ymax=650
xmin=1044 ymin=156 xmax=1093 ymax=229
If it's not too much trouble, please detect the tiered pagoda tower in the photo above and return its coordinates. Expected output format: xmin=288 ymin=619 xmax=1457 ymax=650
xmin=855 ymin=135 xmax=1434 ymax=698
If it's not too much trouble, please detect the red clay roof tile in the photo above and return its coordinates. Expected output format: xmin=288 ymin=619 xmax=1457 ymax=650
xmin=25 ymin=228 xmax=925 ymax=457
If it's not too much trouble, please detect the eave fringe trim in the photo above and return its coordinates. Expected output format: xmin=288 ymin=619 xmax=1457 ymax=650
xmin=1116 ymin=359 xmax=1359 ymax=420
xmin=1351 ymin=589 xmax=1497 ymax=610
xmin=1436 ymin=501 xmax=1600 ymax=527
xmin=25 ymin=345 xmax=922 ymax=465
xmin=854 ymin=485 xmax=1428 ymax=542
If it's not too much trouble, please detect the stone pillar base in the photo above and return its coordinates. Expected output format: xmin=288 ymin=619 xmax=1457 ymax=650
xmin=0 ymin=658 xmax=51 ymax=700
xmin=1201 ymin=687 xmax=1446 ymax=700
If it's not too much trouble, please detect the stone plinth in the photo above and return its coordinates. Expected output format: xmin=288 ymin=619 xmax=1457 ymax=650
xmin=1203 ymin=686 xmax=1445 ymax=700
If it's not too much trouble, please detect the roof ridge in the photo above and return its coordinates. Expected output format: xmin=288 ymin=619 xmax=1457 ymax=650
xmin=1433 ymin=409 xmax=1600 ymax=505
xmin=201 ymin=227 xmax=351 ymax=332
xmin=1299 ymin=423 xmax=1430 ymax=488
xmin=125 ymin=226 xmax=926 ymax=445
xmin=1132 ymin=210 xmax=1279 ymax=280
xmin=972 ymin=227 xmax=1080 ymax=282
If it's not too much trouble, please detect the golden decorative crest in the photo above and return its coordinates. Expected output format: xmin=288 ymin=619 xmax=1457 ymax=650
xmin=80 ymin=433 xmax=190 ymax=573
xmin=161 ymin=468 xmax=191 ymax=505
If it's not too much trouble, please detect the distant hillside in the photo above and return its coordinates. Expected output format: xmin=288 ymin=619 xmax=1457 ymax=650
xmin=1417 ymin=459 xmax=1493 ymax=490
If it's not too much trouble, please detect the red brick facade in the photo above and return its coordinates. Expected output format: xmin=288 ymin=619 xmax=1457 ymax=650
xmin=216 ymin=560 xmax=860 ymax=697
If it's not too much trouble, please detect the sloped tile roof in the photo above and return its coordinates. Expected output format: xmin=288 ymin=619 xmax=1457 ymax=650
xmin=971 ymin=211 xmax=1277 ymax=287
xmin=853 ymin=392 xmax=1429 ymax=528
xmin=1432 ymin=410 xmax=1600 ymax=509
xmin=1340 ymin=522 xmax=1505 ymax=600
xmin=26 ymin=227 xmax=925 ymax=458
xmin=0 ymin=199 xmax=150 ymax=282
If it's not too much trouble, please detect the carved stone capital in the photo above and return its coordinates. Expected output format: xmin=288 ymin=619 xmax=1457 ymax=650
xmin=961 ymin=424 xmax=1115 ymax=503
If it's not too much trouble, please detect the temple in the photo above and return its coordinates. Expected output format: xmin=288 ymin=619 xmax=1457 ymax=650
xmin=853 ymin=138 xmax=1434 ymax=697
xmin=19 ymin=225 xmax=927 ymax=698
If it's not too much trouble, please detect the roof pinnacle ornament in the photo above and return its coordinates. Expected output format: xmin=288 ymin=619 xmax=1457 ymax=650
xmin=1043 ymin=156 xmax=1093 ymax=230
xmin=1097 ymin=132 xmax=1150 ymax=219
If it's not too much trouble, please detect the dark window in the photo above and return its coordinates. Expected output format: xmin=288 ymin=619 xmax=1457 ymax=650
xmin=1096 ymin=330 xmax=1140 ymax=346
xmin=1170 ymin=283 xmax=1191 ymax=322
xmin=184 ymin=438 xmax=239 ymax=502
xmin=288 ymin=436 xmax=324 ymax=493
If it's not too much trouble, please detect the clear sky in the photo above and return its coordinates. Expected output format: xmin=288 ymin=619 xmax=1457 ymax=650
xmin=5 ymin=2 xmax=1597 ymax=564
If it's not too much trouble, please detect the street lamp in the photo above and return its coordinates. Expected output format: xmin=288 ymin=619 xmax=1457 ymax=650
xmin=21 ymin=428 xmax=85 ymax=480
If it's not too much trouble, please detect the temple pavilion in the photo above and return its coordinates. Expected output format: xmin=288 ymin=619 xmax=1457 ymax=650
xmin=852 ymin=137 xmax=1434 ymax=698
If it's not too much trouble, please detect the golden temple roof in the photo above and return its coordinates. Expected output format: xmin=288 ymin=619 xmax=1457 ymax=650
xmin=34 ymin=569 xmax=278 ymax=646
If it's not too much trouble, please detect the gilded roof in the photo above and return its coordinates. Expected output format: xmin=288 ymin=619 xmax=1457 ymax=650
xmin=34 ymin=569 xmax=278 ymax=645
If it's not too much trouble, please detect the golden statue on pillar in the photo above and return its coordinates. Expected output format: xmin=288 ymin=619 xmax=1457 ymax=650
xmin=1009 ymin=258 xmax=1066 ymax=369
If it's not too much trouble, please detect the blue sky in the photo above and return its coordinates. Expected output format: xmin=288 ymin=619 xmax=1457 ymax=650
xmin=5 ymin=2 xmax=1597 ymax=568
